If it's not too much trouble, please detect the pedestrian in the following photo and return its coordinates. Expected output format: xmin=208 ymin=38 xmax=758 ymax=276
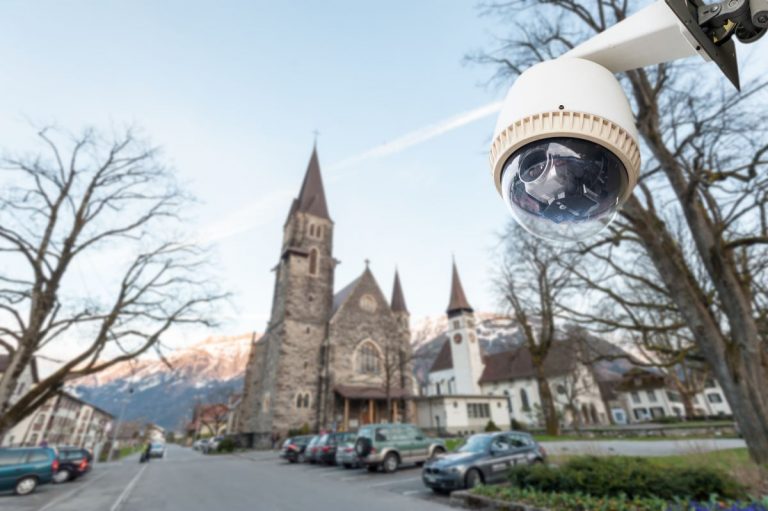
xmin=144 ymin=442 xmax=152 ymax=463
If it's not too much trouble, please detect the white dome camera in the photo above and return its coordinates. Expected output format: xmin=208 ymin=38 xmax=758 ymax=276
xmin=489 ymin=0 xmax=766 ymax=241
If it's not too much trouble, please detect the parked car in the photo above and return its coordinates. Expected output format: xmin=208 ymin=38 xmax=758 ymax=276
xmin=192 ymin=439 xmax=205 ymax=451
xmin=422 ymin=431 xmax=546 ymax=494
xmin=52 ymin=446 xmax=91 ymax=483
xmin=334 ymin=434 xmax=361 ymax=469
xmin=280 ymin=435 xmax=313 ymax=463
xmin=148 ymin=443 xmax=166 ymax=459
xmin=202 ymin=436 xmax=224 ymax=454
xmin=0 ymin=447 xmax=58 ymax=495
xmin=308 ymin=434 xmax=326 ymax=463
xmin=303 ymin=435 xmax=321 ymax=463
xmin=318 ymin=432 xmax=355 ymax=465
xmin=354 ymin=423 xmax=446 ymax=473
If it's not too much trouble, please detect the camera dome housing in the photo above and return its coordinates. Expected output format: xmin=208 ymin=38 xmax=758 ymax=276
xmin=490 ymin=58 xmax=641 ymax=241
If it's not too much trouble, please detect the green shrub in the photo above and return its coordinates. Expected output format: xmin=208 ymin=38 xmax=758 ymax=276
xmin=508 ymin=456 xmax=745 ymax=501
xmin=511 ymin=419 xmax=528 ymax=431
xmin=484 ymin=420 xmax=501 ymax=432
xmin=217 ymin=437 xmax=236 ymax=453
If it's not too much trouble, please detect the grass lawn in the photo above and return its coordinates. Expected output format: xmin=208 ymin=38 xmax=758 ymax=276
xmin=533 ymin=433 xmax=739 ymax=442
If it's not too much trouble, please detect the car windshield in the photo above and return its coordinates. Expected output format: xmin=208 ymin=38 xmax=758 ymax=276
xmin=459 ymin=435 xmax=493 ymax=453
xmin=151 ymin=443 xmax=163 ymax=449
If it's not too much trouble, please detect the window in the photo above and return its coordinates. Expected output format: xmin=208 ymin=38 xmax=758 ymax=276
xmin=633 ymin=408 xmax=649 ymax=420
xmin=467 ymin=402 xmax=490 ymax=419
xmin=631 ymin=392 xmax=641 ymax=404
xmin=308 ymin=248 xmax=318 ymax=275
xmin=705 ymin=378 xmax=717 ymax=389
xmin=317 ymin=225 xmax=323 ymax=239
xmin=309 ymin=224 xmax=315 ymax=236
xmin=646 ymin=390 xmax=658 ymax=402
xmin=0 ymin=451 xmax=25 ymax=466
xmin=520 ymin=389 xmax=531 ymax=412
xmin=355 ymin=341 xmax=381 ymax=375
xmin=296 ymin=394 xmax=303 ymax=408
xmin=452 ymin=320 xmax=460 ymax=329
xmin=435 ymin=382 xmax=442 ymax=395
xmin=707 ymin=393 xmax=724 ymax=404
xmin=303 ymin=394 xmax=310 ymax=408
xmin=666 ymin=391 xmax=681 ymax=403
xmin=650 ymin=407 xmax=666 ymax=418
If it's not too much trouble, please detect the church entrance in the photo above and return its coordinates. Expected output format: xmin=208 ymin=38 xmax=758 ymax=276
xmin=333 ymin=385 xmax=411 ymax=431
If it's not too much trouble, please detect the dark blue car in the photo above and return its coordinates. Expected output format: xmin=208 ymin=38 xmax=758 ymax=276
xmin=0 ymin=447 xmax=58 ymax=495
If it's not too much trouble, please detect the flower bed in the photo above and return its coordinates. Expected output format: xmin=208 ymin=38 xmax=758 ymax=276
xmin=463 ymin=486 xmax=768 ymax=511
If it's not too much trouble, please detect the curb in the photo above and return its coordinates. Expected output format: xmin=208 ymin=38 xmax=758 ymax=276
xmin=449 ymin=490 xmax=549 ymax=511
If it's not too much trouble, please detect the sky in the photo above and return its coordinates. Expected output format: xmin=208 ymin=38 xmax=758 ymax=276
xmin=0 ymin=1 xmax=514 ymax=353
xmin=1 ymin=1 xmax=765 ymax=356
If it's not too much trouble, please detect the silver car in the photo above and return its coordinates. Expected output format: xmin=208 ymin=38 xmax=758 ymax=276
xmin=422 ymin=432 xmax=546 ymax=494
xmin=334 ymin=437 xmax=360 ymax=468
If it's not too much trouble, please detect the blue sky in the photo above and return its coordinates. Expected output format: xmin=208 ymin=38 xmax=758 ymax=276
xmin=0 ymin=1 xmax=512 ymax=347
xmin=2 ymin=2 xmax=764 ymax=352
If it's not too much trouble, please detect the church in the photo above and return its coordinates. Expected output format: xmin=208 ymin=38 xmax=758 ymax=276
xmin=236 ymin=147 xmax=414 ymax=448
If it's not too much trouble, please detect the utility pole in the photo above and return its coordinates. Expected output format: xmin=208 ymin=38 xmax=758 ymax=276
xmin=108 ymin=387 xmax=134 ymax=462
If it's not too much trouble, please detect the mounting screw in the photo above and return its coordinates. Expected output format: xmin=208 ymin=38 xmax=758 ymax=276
xmin=759 ymin=14 xmax=768 ymax=24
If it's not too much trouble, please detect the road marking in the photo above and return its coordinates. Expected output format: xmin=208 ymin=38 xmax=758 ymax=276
xmin=38 ymin=472 xmax=109 ymax=511
xmin=402 ymin=489 xmax=430 ymax=496
xmin=110 ymin=464 xmax=147 ymax=511
xmin=366 ymin=476 xmax=421 ymax=487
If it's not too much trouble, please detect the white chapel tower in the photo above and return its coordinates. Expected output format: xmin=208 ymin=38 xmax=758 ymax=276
xmin=446 ymin=260 xmax=483 ymax=395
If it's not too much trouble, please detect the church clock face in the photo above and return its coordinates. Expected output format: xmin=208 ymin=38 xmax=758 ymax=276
xmin=359 ymin=294 xmax=377 ymax=313
xmin=453 ymin=333 xmax=462 ymax=344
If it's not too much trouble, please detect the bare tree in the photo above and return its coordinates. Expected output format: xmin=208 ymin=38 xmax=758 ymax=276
xmin=471 ymin=0 xmax=768 ymax=463
xmin=496 ymin=223 xmax=575 ymax=436
xmin=0 ymin=127 xmax=226 ymax=437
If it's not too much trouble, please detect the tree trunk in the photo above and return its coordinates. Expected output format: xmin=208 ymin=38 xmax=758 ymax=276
xmin=535 ymin=371 xmax=560 ymax=436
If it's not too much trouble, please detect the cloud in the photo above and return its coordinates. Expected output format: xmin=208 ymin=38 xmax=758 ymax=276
xmin=196 ymin=100 xmax=503 ymax=243
xmin=327 ymin=101 xmax=503 ymax=174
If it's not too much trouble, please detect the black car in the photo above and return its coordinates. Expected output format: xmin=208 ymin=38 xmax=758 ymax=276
xmin=422 ymin=431 xmax=546 ymax=494
xmin=318 ymin=432 xmax=355 ymax=465
xmin=53 ymin=447 xmax=92 ymax=483
xmin=280 ymin=435 xmax=314 ymax=463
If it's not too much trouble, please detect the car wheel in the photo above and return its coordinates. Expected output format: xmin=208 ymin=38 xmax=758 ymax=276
xmin=53 ymin=469 xmax=71 ymax=484
xmin=465 ymin=468 xmax=483 ymax=489
xmin=431 ymin=488 xmax=450 ymax=495
xmin=15 ymin=476 xmax=37 ymax=496
xmin=343 ymin=463 xmax=352 ymax=469
xmin=367 ymin=464 xmax=379 ymax=473
xmin=382 ymin=452 xmax=399 ymax=474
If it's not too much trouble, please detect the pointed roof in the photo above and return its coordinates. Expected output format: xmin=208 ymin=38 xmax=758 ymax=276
xmin=447 ymin=260 xmax=473 ymax=316
xmin=295 ymin=146 xmax=330 ymax=220
xmin=391 ymin=270 xmax=408 ymax=313
xmin=429 ymin=340 xmax=453 ymax=372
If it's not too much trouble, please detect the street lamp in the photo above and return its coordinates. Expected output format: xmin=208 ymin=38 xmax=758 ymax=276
xmin=489 ymin=0 xmax=767 ymax=242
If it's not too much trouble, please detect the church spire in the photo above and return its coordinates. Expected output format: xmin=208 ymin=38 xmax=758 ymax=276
xmin=295 ymin=146 xmax=330 ymax=220
xmin=391 ymin=269 xmax=408 ymax=313
xmin=447 ymin=259 xmax=473 ymax=317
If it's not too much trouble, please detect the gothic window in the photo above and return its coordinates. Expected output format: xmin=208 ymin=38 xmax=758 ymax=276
xmin=356 ymin=341 xmax=381 ymax=375
xmin=309 ymin=224 xmax=316 ymax=237
xmin=309 ymin=248 xmax=318 ymax=275
xmin=520 ymin=388 xmax=531 ymax=412
xmin=296 ymin=394 xmax=303 ymax=408
xmin=303 ymin=393 xmax=310 ymax=408
xmin=317 ymin=225 xmax=323 ymax=239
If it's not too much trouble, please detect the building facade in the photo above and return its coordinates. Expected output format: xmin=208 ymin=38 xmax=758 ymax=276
xmin=416 ymin=262 xmax=511 ymax=435
xmin=1 ymin=391 xmax=114 ymax=456
xmin=236 ymin=147 xmax=415 ymax=447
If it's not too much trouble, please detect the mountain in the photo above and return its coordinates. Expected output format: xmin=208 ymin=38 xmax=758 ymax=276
xmin=72 ymin=334 xmax=255 ymax=431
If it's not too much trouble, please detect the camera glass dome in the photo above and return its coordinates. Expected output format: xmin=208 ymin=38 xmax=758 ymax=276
xmin=500 ymin=137 xmax=628 ymax=242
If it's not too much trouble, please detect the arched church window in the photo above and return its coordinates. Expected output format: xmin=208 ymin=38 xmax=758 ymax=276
xmin=520 ymin=388 xmax=531 ymax=412
xmin=309 ymin=224 xmax=316 ymax=236
xmin=296 ymin=394 xmax=303 ymax=408
xmin=309 ymin=248 xmax=318 ymax=275
xmin=355 ymin=341 xmax=381 ymax=375
xmin=317 ymin=225 xmax=323 ymax=239
xmin=303 ymin=393 xmax=310 ymax=408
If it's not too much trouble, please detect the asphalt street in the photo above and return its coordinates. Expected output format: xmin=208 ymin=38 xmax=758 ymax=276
xmin=0 ymin=439 xmax=746 ymax=511
xmin=0 ymin=444 xmax=450 ymax=511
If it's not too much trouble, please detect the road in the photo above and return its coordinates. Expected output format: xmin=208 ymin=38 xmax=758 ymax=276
xmin=0 ymin=444 xmax=449 ymax=511
xmin=0 ymin=438 xmax=745 ymax=511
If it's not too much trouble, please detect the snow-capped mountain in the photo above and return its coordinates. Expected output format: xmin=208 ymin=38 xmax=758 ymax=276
xmin=73 ymin=334 xmax=256 ymax=431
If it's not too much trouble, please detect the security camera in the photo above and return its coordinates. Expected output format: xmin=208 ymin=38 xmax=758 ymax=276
xmin=489 ymin=0 xmax=766 ymax=241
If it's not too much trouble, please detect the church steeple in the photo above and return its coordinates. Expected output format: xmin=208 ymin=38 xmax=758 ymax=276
xmin=447 ymin=260 xmax=473 ymax=317
xmin=295 ymin=146 xmax=330 ymax=220
xmin=391 ymin=270 xmax=408 ymax=313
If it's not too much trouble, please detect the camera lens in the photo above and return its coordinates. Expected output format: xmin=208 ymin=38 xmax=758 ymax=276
xmin=500 ymin=137 xmax=628 ymax=242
